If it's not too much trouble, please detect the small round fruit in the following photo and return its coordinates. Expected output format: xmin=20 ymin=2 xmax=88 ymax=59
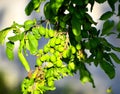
xmin=56 ymin=60 xmax=63 ymax=67
xmin=43 ymin=45 xmax=49 ymax=53
xmin=50 ymin=55 xmax=56 ymax=62
xmin=47 ymin=62 xmax=53 ymax=68
xmin=55 ymin=38 xmax=61 ymax=45
xmin=81 ymin=77 xmax=90 ymax=84
xmin=36 ymin=58 xmax=42 ymax=66
xmin=50 ymin=48 xmax=55 ymax=54
xmin=70 ymin=46 xmax=76 ymax=54
xmin=38 ymin=49 xmax=43 ymax=54
xmin=62 ymin=49 xmax=71 ymax=58
xmin=48 ymin=29 xmax=55 ymax=38
xmin=76 ymin=44 xmax=81 ymax=50
xmin=40 ymin=55 xmax=46 ymax=61
xmin=39 ymin=26 xmax=46 ymax=36
xmin=57 ymin=45 xmax=64 ymax=52
xmin=49 ymin=38 xmax=56 ymax=47
xmin=68 ymin=62 xmax=75 ymax=70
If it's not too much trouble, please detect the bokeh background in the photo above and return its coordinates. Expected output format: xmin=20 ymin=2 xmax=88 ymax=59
xmin=0 ymin=0 xmax=120 ymax=94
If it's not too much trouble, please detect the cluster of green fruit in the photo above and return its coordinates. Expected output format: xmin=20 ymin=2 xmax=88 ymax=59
xmin=4 ymin=19 xmax=85 ymax=93
xmin=21 ymin=22 xmax=85 ymax=93
xmin=4 ymin=19 xmax=85 ymax=94
xmin=35 ymin=26 xmax=84 ymax=71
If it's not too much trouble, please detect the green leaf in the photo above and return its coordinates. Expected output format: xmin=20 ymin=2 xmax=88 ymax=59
xmin=71 ymin=16 xmax=81 ymax=36
xmin=18 ymin=50 xmax=30 ymax=72
xmin=32 ymin=0 xmax=40 ymax=9
xmin=32 ymin=27 xmax=41 ymax=39
xmin=100 ymin=60 xmax=115 ymax=79
xmin=117 ymin=21 xmax=120 ymax=32
xmin=25 ymin=1 xmax=34 ymax=16
xmin=0 ymin=27 xmax=12 ymax=45
xmin=103 ymin=53 xmax=113 ymax=66
xmin=44 ymin=2 xmax=56 ymax=20
xmin=111 ymin=46 xmax=120 ymax=52
xmin=118 ymin=4 xmax=120 ymax=16
xmin=89 ymin=38 xmax=99 ymax=49
xmin=117 ymin=33 xmax=120 ymax=38
xmin=89 ymin=0 xmax=95 ymax=11
xmin=101 ymin=20 xmax=114 ymax=36
xmin=6 ymin=41 xmax=14 ymax=60
xmin=25 ymin=0 xmax=45 ymax=15
xmin=79 ymin=63 xmax=95 ymax=87
xmin=19 ymin=37 xmax=25 ymax=52
xmin=109 ymin=53 xmax=120 ymax=64
xmin=50 ymin=0 xmax=64 ymax=15
xmin=107 ymin=0 xmax=117 ymax=11
xmin=44 ymin=2 xmax=53 ymax=20
xmin=85 ymin=13 xmax=97 ymax=25
xmin=24 ymin=19 xmax=36 ymax=31
xmin=100 ymin=38 xmax=120 ymax=52
xmin=95 ymin=0 xmax=106 ymax=3
xmin=27 ymin=33 xmax=38 ymax=54
xmin=100 ymin=11 xmax=114 ymax=20
xmin=8 ymin=32 xmax=24 ymax=42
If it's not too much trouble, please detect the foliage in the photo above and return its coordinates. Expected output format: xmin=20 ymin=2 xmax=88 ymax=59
xmin=0 ymin=0 xmax=120 ymax=93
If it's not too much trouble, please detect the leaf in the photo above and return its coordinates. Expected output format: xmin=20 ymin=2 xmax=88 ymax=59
xmin=109 ymin=53 xmax=120 ymax=64
xmin=106 ymin=32 xmax=116 ymax=36
xmin=107 ymin=0 xmax=117 ymax=11
xmin=100 ymin=60 xmax=115 ymax=79
xmin=89 ymin=38 xmax=99 ymax=49
xmin=25 ymin=0 xmax=45 ymax=15
xmin=32 ymin=27 xmax=41 ymax=39
xmin=117 ymin=21 xmax=120 ymax=32
xmin=18 ymin=50 xmax=30 ymax=72
xmin=50 ymin=0 xmax=64 ymax=15
xmin=71 ymin=16 xmax=81 ymax=36
xmin=101 ymin=20 xmax=114 ymax=36
xmin=25 ymin=1 xmax=34 ymax=16
xmin=6 ymin=41 xmax=14 ymax=60
xmin=103 ymin=53 xmax=114 ymax=66
xmin=79 ymin=63 xmax=95 ymax=87
xmin=0 ymin=27 xmax=12 ymax=45
xmin=99 ymin=11 xmax=114 ymax=20
xmin=117 ymin=33 xmax=120 ymax=38
xmin=85 ymin=13 xmax=97 ymax=25
xmin=19 ymin=37 xmax=25 ymax=52
xmin=44 ymin=2 xmax=53 ymax=20
xmin=95 ymin=0 xmax=106 ymax=3
xmin=100 ymin=38 xmax=120 ymax=52
xmin=118 ymin=4 xmax=120 ymax=16
xmin=110 ymin=46 xmax=120 ymax=52
xmin=27 ymin=33 xmax=38 ymax=54
xmin=24 ymin=19 xmax=36 ymax=31
xmin=8 ymin=32 xmax=24 ymax=42
xmin=32 ymin=0 xmax=40 ymax=9
xmin=89 ymin=0 xmax=95 ymax=11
